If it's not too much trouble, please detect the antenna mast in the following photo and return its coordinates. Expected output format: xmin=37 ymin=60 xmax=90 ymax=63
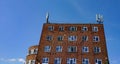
xmin=46 ymin=12 xmax=49 ymax=23
xmin=96 ymin=14 xmax=104 ymax=24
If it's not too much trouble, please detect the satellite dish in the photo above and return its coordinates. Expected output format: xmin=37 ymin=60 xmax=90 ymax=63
xmin=96 ymin=14 xmax=103 ymax=24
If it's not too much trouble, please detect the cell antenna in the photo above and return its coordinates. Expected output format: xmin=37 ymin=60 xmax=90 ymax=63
xmin=96 ymin=14 xmax=104 ymax=24
xmin=46 ymin=12 xmax=49 ymax=23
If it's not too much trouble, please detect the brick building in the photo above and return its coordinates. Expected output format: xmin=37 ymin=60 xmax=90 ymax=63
xmin=26 ymin=45 xmax=38 ymax=64
xmin=35 ymin=22 xmax=109 ymax=64
xmin=26 ymin=14 xmax=109 ymax=64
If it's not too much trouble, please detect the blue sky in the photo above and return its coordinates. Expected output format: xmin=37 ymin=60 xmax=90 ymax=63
xmin=0 ymin=0 xmax=120 ymax=64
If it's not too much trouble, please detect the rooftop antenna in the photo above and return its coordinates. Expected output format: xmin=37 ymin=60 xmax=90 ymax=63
xmin=46 ymin=12 xmax=49 ymax=23
xmin=96 ymin=14 xmax=103 ymax=24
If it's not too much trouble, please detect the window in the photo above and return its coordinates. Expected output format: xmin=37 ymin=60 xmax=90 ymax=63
xmin=29 ymin=50 xmax=31 ymax=55
xmin=95 ymin=59 xmax=102 ymax=64
xmin=28 ymin=48 xmax=39 ymax=55
xmin=42 ymin=58 xmax=49 ymax=64
xmin=56 ymin=46 xmax=62 ymax=52
xmin=82 ymin=58 xmax=89 ymax=64
xmin=28 ymin=60 xmax=35 ymax=64
xmin=29 ymin=48 xmax=38 ymax=54
xmin=46 ymin=35 xmax=52 ymax=41
xmin=48 ymin=26 xmax=54 ymax=31
xmin=68 ymin=36 xmax=77 ymax=41
xmin=58 ymin=36 xmax=63 ymax=41
xmin=82 ymin=46 xmax=89 ymax=53
xmin=67 ymin=58 xmax=76 ymax=64
xmin=82 ymin=36 xmax=88 ymax=41
xmin=59 ymin=26 xmax=64 ymax=31
xmin=34 ymin=48 xmax=38 ymax=54
xmin=69 ymin=26 xmax=77 ymax=31
xmin=82 ymin=26 xmax=88 ymax=31
xmin=92 ymin=26 xmax=98 ymax=32
xmin=54 ymin=58 xmax=61 ymax=64
xmin=94 ymin=47 xmax=101 ymax=53
xmin=93 ymin=36 xmax=99 ymax=42
xmin=31 ymin=60 xmax=35 ymax=64
xmin=29 ymin=49 xmax=34 ymax=54
xmin=44 ymin=46 xmax=51 ymax=52
xmin=28 ymin=60 xmax=31 ymax=64
xmin=68 ymin=46 xmax=77 ymax=52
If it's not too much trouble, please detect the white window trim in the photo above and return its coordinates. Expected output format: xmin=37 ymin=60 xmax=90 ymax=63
xmin=46 ymin=35 xmax=52 ymax=41
xmin=44 ymin=46 xmax=51 ymax=52
xmin=58 ymin=36 xmax=63 ymax=41
xmin=31 ymin=60 xmax=35 ymax=64
xmin=48 ymin=26 xmax=54 ymax=31
xmin=82 ymin=36 xmax=88 ymax=41
xmin=68 ymin=46 xmax=77 ymax=52
xmin=93 ymin=36 xmax=100 ymax=42
xmin=31 ymin=49 xmax=34 ymax=54
xmin=54 ymin=58 xmax=61 ymax=64
xmin=67 ymin=58 xmax=76 ymax=64
xmin=59 ymin=26 xmax=64 ymax=31
xmin=82 ymin=58 xmax=89 ymax=64
xmin=28 ymin=60 xmax=31 ymax=64
xmin=82 ymin=26 xmax=88 ymax=31
xmin=92 ymin=26 xmax=98 ymax=32
xmin=28 ymin=60 xmax=35 ymax=64
xmin=56 ymin=46 xmax=62 ymax=52
xmin=94 ymin=47 xmax=101 ymax=53
xmin=82 ymin=46 xmax=89 ymax=53
xmin=42 ymin=57 xmax=49 ymax=63
xmin=68 ymin=36 xmax=77 ymax=41
xmin=69 ymin=26 xmax=77 ymax=31
xmin=34 ymin=48 xmax=38 ymax=54
xmin=95 ymin=59 xmax=102 ymax=64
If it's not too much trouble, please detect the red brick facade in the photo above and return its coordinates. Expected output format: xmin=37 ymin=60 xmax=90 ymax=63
xmin=34 ymin=23 xmax=109 ymax=64
xmin=26 ymin=45 xmax=38 ymax=64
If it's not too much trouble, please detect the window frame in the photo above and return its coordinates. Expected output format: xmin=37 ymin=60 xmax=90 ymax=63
xmin=30 ymin=49 xmax=34 ymax=54
xmin=44 ymin=46 xmax=51 ymax=52
xmin=82 ymin=26 xmax=88 ymax=31
xmin=93 ymin=36 xmax=100 ymax=42
xmin=68 ymin=46 xmax=77 ymax=52
xmin=94 ymin=47 xmax=101 ymax=53
xmin=69 ymin=26 xmax=77 ymax=31
xmin=48 ymin=26 xmax=54 ymax=31
xmin=58 ymin=36 xmax=63 ymax=41
xmin=95 ymin=59 xmax=102 ymax=64
xmin=31 ymin=60 xmax=35 ymax=64
xmin=68 ymin=36 xmax=77 ymax=41
xmin=28 ymin=60 xmax=31 ymax=64
xmin=82 ymin=46 xmax=89 ymax=53
xmin=54 ymin=58 xmax=61 ymax=64
xmin=82 ymin=36 xmax=88 ymax=41
xmin=28 ymin=60 xmax=35 ymax=64
xmin=42 ymin=57 xmax=49 ymax=63
xmin=34 ymin=48 xmax=38 ymax=54
xmin=46 ymin=35 xmax=52 ymax=41
xmin=82 ymin=58 xmax=89 ymax=64
xmin=56 ymin=46 xmax=62 ymax=52
xmin=67 ymin=58 xmax=76 ymax=64
xmin=92 ymin=26 xmax=98 ymax=32
xmin=59 ymin=26 xmax=64 ymax=31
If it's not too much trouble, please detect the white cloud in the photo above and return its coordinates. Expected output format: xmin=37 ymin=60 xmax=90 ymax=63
xmin=0 ymin=58 xmax=25 ymax=63
xmin=18 ymin=58 xmax=25 ymax=63
xmin=8 ymin=58 xmax=17 ymax=62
